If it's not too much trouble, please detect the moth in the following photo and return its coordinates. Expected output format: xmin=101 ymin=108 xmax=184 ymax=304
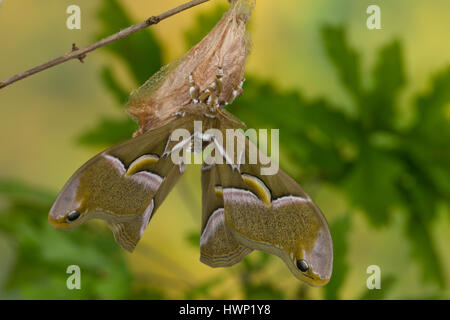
xmin=48 ymin=0 xmax=333 ymax=286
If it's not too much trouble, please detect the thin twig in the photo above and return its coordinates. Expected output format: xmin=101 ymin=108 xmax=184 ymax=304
xmin=0 ymin=0 xmax=211 ymax=90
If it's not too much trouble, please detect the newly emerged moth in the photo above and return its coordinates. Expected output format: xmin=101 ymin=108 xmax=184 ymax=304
xmin=49 ymin=0 xmax=333 ymax=286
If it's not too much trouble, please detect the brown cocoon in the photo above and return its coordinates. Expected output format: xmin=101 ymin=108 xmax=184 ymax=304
xmin=126 ymin=0 xmax=254 ymax=135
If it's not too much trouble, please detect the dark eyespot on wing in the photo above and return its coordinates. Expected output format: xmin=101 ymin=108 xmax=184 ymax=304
xmin=297 ymin=259 xmax=309 ymax=272
xmin=67 ymin=210 xmax=80 ymax=222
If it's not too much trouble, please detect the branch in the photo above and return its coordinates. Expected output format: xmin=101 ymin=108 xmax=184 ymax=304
xmin=0 ymin=0 xmax=212 ymax=90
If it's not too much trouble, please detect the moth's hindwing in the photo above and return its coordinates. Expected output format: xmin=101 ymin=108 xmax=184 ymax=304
xmin=200 ymin=163 xmax=252 ymax=267
xmin=211 ymin=128 xmax=333 ymax=286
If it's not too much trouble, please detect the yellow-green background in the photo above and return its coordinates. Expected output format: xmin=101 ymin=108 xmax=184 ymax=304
xmin=0 ymin=0 xmax=449 ymax=299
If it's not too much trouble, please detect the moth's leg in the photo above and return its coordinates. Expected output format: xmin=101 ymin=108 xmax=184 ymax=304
xmin=214 ymin=67 xmax=224 ymax=98
xmin=230 ymin=77 xmax=245 ymax=103
xmin=171 ymin=111 xmax=186 ymax=118
xmin=211 ymin=67 xmax=224 ymax=107
xmin=189 ymin=71 xmax=216 ymax=107
xmin=198 ymin=87 xmax=213 ymax=104
xmin=204 ymin=66 xmax=225 ymax=108
xmin=189 ymin=73 xmax=200 ymax=104
xmin=222 ymin=77 xmax=245 ymax=107
xmin=206 ymin=91 xmax=219 ymax=108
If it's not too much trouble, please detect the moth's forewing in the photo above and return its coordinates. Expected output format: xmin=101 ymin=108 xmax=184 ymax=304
xmin=215 ymin=129 xmax=333 ymax=286
xmin=200 ymin=163 xmax=252 ymax=267
xmin=49 ymin=115 xmax=200 ymax=252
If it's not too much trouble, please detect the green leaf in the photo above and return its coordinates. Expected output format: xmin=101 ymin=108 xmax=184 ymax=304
xmin=77 ymin=117 xmax=138 ymax=147
xmin=372 ymin=41 xmax=405 ymax=98
xmin=231 ymin=77 xmax=306 ymax=128
xmin=405 ymin=68 xmax=450 ymax=199
xmin=365 ymin=40 xmax=405 ymax=129
xmin=405 ymin=212 xmax=443 ymax=287
xmin=412 ymin=67 xmax=450 ymax=144
xmin=322 ymin=25 xmax=362 ymax=100
xmin=232 ymin=78 xmax=357 ymax=181
xmin=324 ymin=214 xmax=352 ymax=300
xmin=344 ymin=147 xmax=403 ymax=226
xmin=399 ymin=178 xmax=445 ymax=286
xmin=97 ymin=0 xmax=163 ymax=85
xmin=100 ymin=67 xmax=130 ymax=106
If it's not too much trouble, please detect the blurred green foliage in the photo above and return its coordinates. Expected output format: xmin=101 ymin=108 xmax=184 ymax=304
xmin=324 ymin=215 xmax=351 ymax=300
xmin=0 ymin=0 xmax=449 ymax=299
xmin=0 ymin=180 xmax=162 ymax=299
xmin=233 ymin=26 xmax=450 ymax=293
